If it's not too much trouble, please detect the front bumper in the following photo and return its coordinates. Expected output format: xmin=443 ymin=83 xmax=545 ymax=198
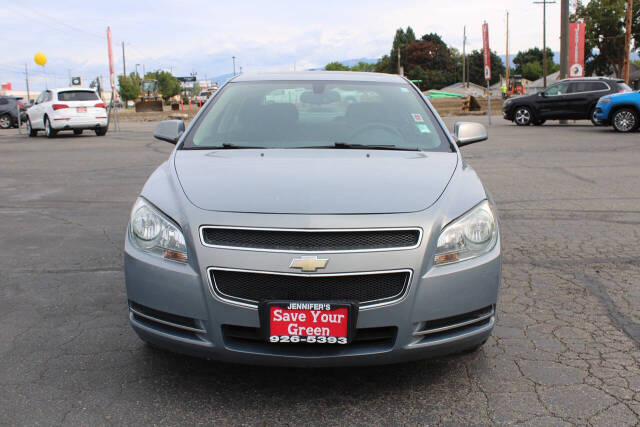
xmin=594 ymin=105 xmax=611 ymax=122
xmin=124 ymin=221 xmax=501 ymax=366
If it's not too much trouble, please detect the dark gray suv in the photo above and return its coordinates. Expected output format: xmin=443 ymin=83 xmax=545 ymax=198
xmin=0 ymin=96 xmax=29 ymax=129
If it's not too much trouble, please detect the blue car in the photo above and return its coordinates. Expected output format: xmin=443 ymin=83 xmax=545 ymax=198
xmin=594 ymin=90 xmax=640 ymax=132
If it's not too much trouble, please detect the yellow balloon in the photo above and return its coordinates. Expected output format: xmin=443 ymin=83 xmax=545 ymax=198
xmin=34 ymin=52 xmax=47 ymax=66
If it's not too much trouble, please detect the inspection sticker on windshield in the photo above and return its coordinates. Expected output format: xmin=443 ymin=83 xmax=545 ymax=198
xmin=411 ymin=113 xmax=424 ymax=122
xmin=416 ymin=124 xmax=431 ymax=133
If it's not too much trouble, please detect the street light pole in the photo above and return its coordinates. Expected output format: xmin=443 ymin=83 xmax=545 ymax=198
xmin=559 ymin=0 xmax=569 ymax=80
xmin=534 ymin=0 xmax=556 ymax=89
xmin=232 ymin=56 xmax=236 ymax=76
xmin=623 ymin=0 xmax=634 ymax=83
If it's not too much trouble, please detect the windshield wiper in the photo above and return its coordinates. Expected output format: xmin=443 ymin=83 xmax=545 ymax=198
xmin=302 ymin=142 xmax=419 ymax=151
xmin=215 ymin=143 xmax=266 ymax=149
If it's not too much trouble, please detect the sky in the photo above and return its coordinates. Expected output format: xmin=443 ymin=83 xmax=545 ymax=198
xmin=0 ymin=0 xmax=564 ymax=91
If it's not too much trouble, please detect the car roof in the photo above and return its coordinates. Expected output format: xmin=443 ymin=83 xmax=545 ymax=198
xmin=51 ymin=87 xmax=97 ymax=93
xmin=231 ymin=71 xmax=407 ymax=83
xmin=558 ymin=77 xmax=623 ymax=83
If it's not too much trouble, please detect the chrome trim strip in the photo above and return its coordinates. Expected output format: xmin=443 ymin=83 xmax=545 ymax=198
xmin=129 ymin=307 xmax=206 ymax=334
xmin=206 ymin=267 xmax=413 ymax=311
xmin=199 ymin=226 xmax=423 ymax=253
xmin=407 ymin=316 xmax=495 ymax=348
xmin=412 ymin=309 xmax=494 ymax=337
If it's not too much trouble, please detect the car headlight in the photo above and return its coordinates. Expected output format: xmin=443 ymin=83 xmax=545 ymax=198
xmin=599 ymin=99 xmax=611 ymax=104
xmin=434 ymin=200 xmax=497 ymax=265
xmin=129 ymin=197 xmax=188 ymax=262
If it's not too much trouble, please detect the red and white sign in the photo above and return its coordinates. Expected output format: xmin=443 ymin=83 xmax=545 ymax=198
xmin=482 ymin=22 xmax=491 ymax=81
xmin=106 ymin=27 xmax=115 ymax=89
xmin=268 ymin=302 xmax=350 ymax=343
xmin=569 ymin=22 xmax=585 ymax=78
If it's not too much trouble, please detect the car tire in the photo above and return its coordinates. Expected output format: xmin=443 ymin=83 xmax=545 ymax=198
xmin=95 ymin=128 xmax=107 ymax=136
xmin=533 ymin=119 xmax=546 ymax=126
xmin=612 ymin=108 xmax=639 ymax=133
xmin=73 ymin=129 xmax=83 ymax=135
xmin=590 ymin=107 xmax=605 ymax=126
xmin=27 ymin=118 xmax=37 ymax=137
xmin=514 ymin=107 xmax=533 ymax=126
xmin=44 ymin=117 xmax=57 ymax=138
xmin=0 ymin=114 xmax=11 ymax=129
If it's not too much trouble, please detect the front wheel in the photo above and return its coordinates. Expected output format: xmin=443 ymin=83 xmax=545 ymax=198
xmin=612 ymin=108 xmax=638 ymax=133
xmin=0 ymin=114 xmax=11 ymax=129
xmin=44 ymin=117 xmax=57 ymax=138
xmin=590 ymin=107 xmax=605 ymax=126
xmin=514 ymin=107 xmax=533 ymax=126
xmin=95 ymin=127 xmax=107 ymax=136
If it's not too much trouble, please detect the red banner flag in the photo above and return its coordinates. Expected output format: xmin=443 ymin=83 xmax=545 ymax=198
xmin=569 ymin=22 xmax=585 ymax=78
xmin=107 ymin=27 xmax=115 ymax=89
xmin=482 ymin=22 xmax=491 ymax=81
xmin=1 ymin=83 xmax=11 ymax=90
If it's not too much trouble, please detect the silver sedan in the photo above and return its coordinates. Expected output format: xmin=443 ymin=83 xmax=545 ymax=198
xmin=124 ymin=71 xmax=501 ymax=366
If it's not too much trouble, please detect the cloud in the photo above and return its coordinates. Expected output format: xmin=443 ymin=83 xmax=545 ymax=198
xmin=1 ymin=0 xmax=563 ymax=90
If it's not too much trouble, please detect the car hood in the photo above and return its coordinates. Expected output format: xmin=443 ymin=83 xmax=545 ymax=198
xmin=174 ymin=149 xmax=458 ymax=214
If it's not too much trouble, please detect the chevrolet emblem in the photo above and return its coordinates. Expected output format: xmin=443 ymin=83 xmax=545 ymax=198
xmin=289 ymin=256 xmax=329 ymax=272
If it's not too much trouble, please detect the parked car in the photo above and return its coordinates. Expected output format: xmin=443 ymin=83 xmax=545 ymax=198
xmin=502 ymin=77 xmax=631 ymax=126
xmin=593 ymin=90 xmax=640 ymax=132
xmin=25 ymin=87 xmax=108 ymax=137
xmin=124 ymin=72 xmax=501 ymax=366
xmin=0 ymin=96 xmax=30 ymax=129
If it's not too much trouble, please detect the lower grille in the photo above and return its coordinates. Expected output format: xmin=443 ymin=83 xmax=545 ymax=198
xmin=129 ymin=301 xmax=206 ymax=339
xmin=209 ymin=268 xmax=411 ymax=308
xmin=223 ymin=324 xmax=397 ymax=355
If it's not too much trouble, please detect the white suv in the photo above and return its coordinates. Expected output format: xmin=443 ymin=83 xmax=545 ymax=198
xmin=26 ymin=88 xmax=108 ymax=138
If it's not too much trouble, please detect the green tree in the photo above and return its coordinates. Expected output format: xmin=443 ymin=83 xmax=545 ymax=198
xmin=117 ymin=74 xmax=140 ymax=103
xmin=325 ymin=61 xmax=351 ymax=71
xmin=521 ymin=61 xmax=543 ymax=81
xmin=573 ymin=0 xmax=640 ymax=77
xmin=375 ymin=27 xmax=417 ymax=73
xmin=350 ymin=61 xmax=376 ymax=72
xmin=467 ymin=50 xmax=506 ymax=86
xmin=512 ymin=47 xmax=557 ymax=78
xmin=144 ymin=70 xmax=181 ymax=102
xmin=192 ymin=81 xmax=201 ymax=96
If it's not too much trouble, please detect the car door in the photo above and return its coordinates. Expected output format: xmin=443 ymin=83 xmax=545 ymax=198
xmin=538 ymin=82 xmax=570 ymax=119
xmin=564 ymin=81 xmax=592 ymax=119
xmin=29 ymin=92 xmax=46 ymax=128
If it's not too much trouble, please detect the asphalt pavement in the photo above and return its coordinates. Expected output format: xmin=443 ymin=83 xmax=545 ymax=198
xmin=1 ymin=118 xmax=639 ymax=425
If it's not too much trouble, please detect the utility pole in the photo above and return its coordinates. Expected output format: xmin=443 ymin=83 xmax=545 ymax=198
xmin=506 ymin=12 xmax=510 ymax=83
xmin=623 ymin=0 xmax=633 ymax=83
xmin=24 ymin=64 xmax=30 ymax=102
xmin=534 ymin=0 xmax=556 ymax=88
xmin=135 ymin=63 xmax=140 ymax=77
xmin=122 ymin=41 xmax=126 ymax=76
xmin=559 ymin=0 xmax=569 ymax=80
xmin=462 ymin=26 xmax=466 ymax=87
xmin=232 ymin=56 xmax=236 ymax=75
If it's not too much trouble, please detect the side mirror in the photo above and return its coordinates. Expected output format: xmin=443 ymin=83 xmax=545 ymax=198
xmin=153 ymin=120 xmax=185 ymax=144
xmin=454 ymin=122 xmax=488 ymax=147
xmin=539 ymin=91 xmax=546 ymax=97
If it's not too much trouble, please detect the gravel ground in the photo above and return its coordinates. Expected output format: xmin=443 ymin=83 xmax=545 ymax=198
xmin=0 ymin=118 xmax=639 ymax=425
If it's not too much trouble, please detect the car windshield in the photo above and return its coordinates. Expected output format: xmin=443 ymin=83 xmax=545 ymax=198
xmin=183 ymin=80 xmax=451 ymax=152
xmin=57 ymin=90 xmax=99 ymax=101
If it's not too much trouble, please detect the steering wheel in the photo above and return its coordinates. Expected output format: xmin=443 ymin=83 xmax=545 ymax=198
xmin=348 ymin=122 xmax=404 ymax=143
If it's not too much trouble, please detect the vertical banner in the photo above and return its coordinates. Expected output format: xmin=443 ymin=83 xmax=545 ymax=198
xmin=106 ymin=27 xmax=115 ymax=89
xmin=569 ymin=22 xmax=585 ymax=78
xmin=482 ymin=22 xmax=491 ymax=81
